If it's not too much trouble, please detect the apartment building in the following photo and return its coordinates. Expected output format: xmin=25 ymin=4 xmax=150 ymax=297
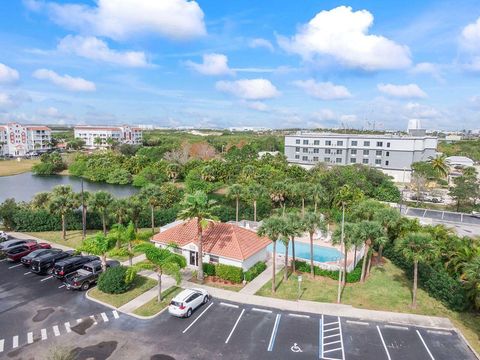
xmin=284 ymin=132 xmax=438 ymax=182
xmin=0 ymin=123 xmax=52 ymax=157
xmin=74 ymin=125 xmax=143 ymax=148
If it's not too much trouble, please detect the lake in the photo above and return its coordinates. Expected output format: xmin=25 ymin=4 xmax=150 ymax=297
xmin=0 ymin=172 xmax=138 ymax=203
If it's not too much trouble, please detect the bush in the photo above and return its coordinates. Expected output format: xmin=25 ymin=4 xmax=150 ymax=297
xmin=244 ymin=261 xmax=267 ymax=282
xmin=215 ymin=264 xmax=243 ymax=283
xmin=203 ymin=263 xmax=216 ymax=276
xmin=294 ymin=259 xmax=363 ymax=283
xmin=98 ymin=266 xmax=132 ymax=294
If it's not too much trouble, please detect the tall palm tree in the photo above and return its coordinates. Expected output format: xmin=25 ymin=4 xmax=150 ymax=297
xmin=127 ymin=196 xmax=144 ymax=232
xmin=269 ymin=181 xmax=288 ymax=215
xmin=79 ymin=232 xmax=116 ymax=270
xmin=139 ymin=184 xmax=163 ymax=233
xmin=292 ymin=182 xmax=312 ymax=217
xmin=227 ymin=184 xmax=243 ymax=223
xmin=395 ymin=232 xmax=436 ymax=307
xmin=284 ymin=212 xmax=304 ymax=273
xmin=31 ymin=192 xmax=51 ymax=210
xmin=112 ymin=198 xmax=129 ymax=226
xmin=373 ymin=207 xmax=401 ymax=265
xmin=429 ymin=154 xmax=449 ymax=178
xmin=108 ymin=222 xmax=136 ymax=265
xmin=356 ymin=221 xmax=385 ymax=282
xmin=166 ymin=163 xmax=180 ymax=182
xmin=88 ymin=191 xmax=113 ymax=235
xmin=258 ymin=216 xmax=284 ymax=293
xmin=302 ymin=212 xmax=327 ymax=277
xmin=246 ymin=183 xmax=266 ymax=222
xmin=332 ymin=222 xmax=358 ymax=285
xmin=310 ymin=183 xmax=326 ymax=213
xmin=93 ymin=137 xmax=103 ymax=147
xmin=178 ymin=191 xmax=218 ymax=282
xmin=49 ymin=185 xmax=77 ymax=240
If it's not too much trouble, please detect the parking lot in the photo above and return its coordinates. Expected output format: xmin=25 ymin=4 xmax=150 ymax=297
xmin=402 ymin=207 xmax=480 ymax=226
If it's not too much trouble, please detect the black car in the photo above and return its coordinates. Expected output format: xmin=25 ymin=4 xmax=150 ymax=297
xmin=30 ymin=249 xmax=74 ymax=275
xmin=64 ymin=260 xmax=120 ymax=291
xmin=52 ymin=255 xmax=99 ymax=279
xmin=21 ymin=248 xmax=58 ymax=267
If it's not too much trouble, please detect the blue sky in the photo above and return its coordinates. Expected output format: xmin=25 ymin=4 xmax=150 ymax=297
xmin=0 ymin=0 xmax=480 ymax=130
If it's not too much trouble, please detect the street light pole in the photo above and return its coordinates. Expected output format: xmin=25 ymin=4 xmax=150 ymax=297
xmin=337 ymin=202 xmax=345 ymax=304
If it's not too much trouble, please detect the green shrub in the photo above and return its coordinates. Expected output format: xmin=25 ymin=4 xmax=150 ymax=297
xmin=244 ymin=261 xmax=267 ymax=282
xmin=215 ymin=264 xmax=243 ymax=283
xmin=98 ymin=266 xmax=132 ymax=294
xmin=203 ymin=263 xmax=216 ymax=276
xmin=294 ymin=259 xmax=363 ymax=283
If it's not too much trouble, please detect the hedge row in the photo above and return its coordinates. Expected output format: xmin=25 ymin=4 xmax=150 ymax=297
xmin=98 ymin=266 xmax=132 ymax=294
xmin=244 ymin=261 xmax=267 ymax=282
xmin=294 ymin=259 xmax=363 ymax=283
xmin=202 ymin=261 xmax=267 ymax=284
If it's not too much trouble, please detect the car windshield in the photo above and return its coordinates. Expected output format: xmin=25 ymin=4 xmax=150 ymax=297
xmin=170 ymin=301 xmax=182 ymax=307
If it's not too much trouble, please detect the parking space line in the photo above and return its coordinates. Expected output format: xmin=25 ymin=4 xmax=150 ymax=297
xmin=0 ymin=339 xmax=3 ymax=352
xmin=64 ymin=322 xmax=71 ymax=333
xmin=288 ymin=313 xmax=310 ymax=318
xmin=338 ymin=316 xmax=345 ymax=360
xmin=346 ymin=320 xmax=369 ymax=326
xmin=41 ymin=328 xmax=47 ymax=341
xmin=40 ymin=275 xmax=53 ymax=282
xmin=376 ymin=326 xmax=391 ymax=360
xmin=385 ymin=324 xmax=409 ymax=330
xmin=324 ymin=327 xmax=340 ymax=332
xmin=12 ymin=335 xmax=18 ymax=349
xmin=324 ymin=321 xmax=339 ymax=326
xmin=182 ymin=302 xmax=214 ymax=334
xmin=0 ymin=258 xmax=7 ymax=262
xmin=101 ymin=312 xmax=109 ymax=322
xmin=324 ymin=339 xmax=342 ymax=346
xmin=416 ymin=330 xmax=435 ymax=360
xmin=426 ymin=330 xmax=451 ymax=336
xmin=24 ymin=271 xmax=32 ymax=275
xmin=319 ymin=316 xmax=323 ymax=359
xmin=53 ymin=325 xmax=60 ymax=337
xmin=225 ymin=309 xmax=245 ymax=344
xmin=324 ymin=333 xmax=340 ymax=339
xmin=252 ymin=307 xmax=272 ymax=313
xmin=76 ymin=318 xmax=82 ymax=324
xmin=90 ymin=315 xmax=97 ymax=325
xmin=112 ymin=310 xmax=119 ymax=319
xmin=27 ymin=332 xmax=33 ymax=344
xmin=8 ymin=264 xmax=22 ymax=269
xmin=267 ymin=314 xmax=281 ymax=352
xmin=58 ymin=284 xmax=65 ymax=289
xmin=324 ymin=347 xmax=342 ymax=353
xmin=220 ymin=302 xmax=239 ymax=308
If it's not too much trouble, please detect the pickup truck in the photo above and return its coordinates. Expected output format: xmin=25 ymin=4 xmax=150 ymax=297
xmin=64 ymin=260 xmax=120 ymax=291
xmin=52 ymin=255 xmax=99 ymax=279
xmin=30 ymin=249 xmax=74 ymax=275
xmin=6 ymin=242 xmax=51 ymax=262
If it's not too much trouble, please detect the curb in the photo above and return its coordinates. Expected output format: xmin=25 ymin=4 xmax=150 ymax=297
xmin=454 ymin=326 xmax=480 ymax=360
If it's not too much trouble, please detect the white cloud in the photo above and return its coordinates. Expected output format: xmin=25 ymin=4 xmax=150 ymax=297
xmin=410 ymin=62 xmax=444 ymax=82
xmin=313 ymin=109 xmax=336 ymax=121
xmin=249 ymin=38 xmax=274 ymax=52
xmin=185 ymin=53 xmax=234 ymax=76
xmin=215 ymin=79 xmax=280 ymax=100
xmin=277 ymin=6 xmax=411 ymax=71
xmin=293 ymin=79 xmax=352 ymax=100
xmin=0 ymin=92 xmax=30 ymax=111
xmin=58 ymin=35 xmax=148 ymax=67
xmin=244 ymin=101 xmax=268 ymax=111
xmin=34 ymin=0 xmax=206 ymax=41
xmin=33 ymin=69 xmax=96 ymax=91
xmin=377 ymin=83 xmax=427 ymax=99
xmin=0 ymin=63 xmax=20 ymax=84
xmin=461 ymin=16 xmax=480 ymax=52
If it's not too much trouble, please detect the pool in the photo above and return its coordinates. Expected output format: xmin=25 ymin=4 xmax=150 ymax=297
xmin=267 ymin=241 xmax=343 ymax=263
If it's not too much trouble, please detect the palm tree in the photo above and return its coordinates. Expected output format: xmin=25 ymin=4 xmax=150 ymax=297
xmin=79 ymin=232 xmax=116 ymax=270
xmin=284 ymin=212 xmax=304 ymax=273
xmin=177 ymin=191 xmax=218 ymax=282
xmin=246 ymin=183 xmax=266 ymax=222
xmin=112 ymin=198 xmax=129 ymax=226
xmin=139 ymin=184 xmax=163 ymax=233
xmin=79 ymin=191 xmax=91 ymax=240
xmin=461 ymin=256 xmax=480 ymax=310
xmin=31 ymin=192 xmax=51 ymax=210
xmin=166 ymin=163 xmax=180 ymax=182
xmin=269 ymin=181 xmax=288 ymax=215
xmin=89 ymin=191 xmax=113 ymax=235
xmin=134 ymin=243 xmax=187 ymax=302
xmin=332 ymin=222 xmax=358 ymax=285
xmin=93 ymin=137 xmax=103 ymax=147
xmin=108 ymin=222 xmax=136 ymax=265
xmin=395 ymin=232 xmax=436 ymax=307
xmin=227 ymin=184 xmax=243 ymax=223
xmin=292 ymin=182 xmax=312 ymax=217
xmin=310 ymin=183 xmax=325 ymax=213
xmin=373 ymin=207 xmax=401 ymax=265
xmin=258 ymin=216 xmax=284 ymax=293
xmin=302 ymin=212 xmax=327 ymax=277
xmin=356 ymin=221 xmax=385 ymax=282
xmin=429 ymin=154 xmax=449 ymax=178
xmin=128 ymin=196 xmax=144 ymax=232
xmin=49 ymin=185 xmax=77 ymax=240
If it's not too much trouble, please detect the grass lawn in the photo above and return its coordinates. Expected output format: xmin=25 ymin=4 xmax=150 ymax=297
xmin=256 ymin=260 xmax=480 ymax=354
xmin=0 ymin=158 xmax=40 ymax=176
xmin=133 ymin=286 xmax=183 ymax=317
xmin=88 ymin=275 xmax=156 ymax=308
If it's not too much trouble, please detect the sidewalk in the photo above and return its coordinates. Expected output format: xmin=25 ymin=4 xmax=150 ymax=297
xmin=240 ymin=257 xmax=283 ymax=295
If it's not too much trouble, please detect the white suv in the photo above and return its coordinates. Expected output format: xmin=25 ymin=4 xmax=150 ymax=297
xmin=168 ymin=288 xmax=209 ymax=318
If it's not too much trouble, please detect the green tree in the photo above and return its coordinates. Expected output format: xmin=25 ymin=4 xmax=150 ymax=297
xmin=449 ymin=175 xmax=479 ymax=211
xmin=461 ymin=256 xmax=480 ymax=310
xmin=89 ymin=191 xmax=114 ymax=235
xmin=127 ymin=196 xmax=144 ymax=232
xmin=94 ymin=137 xmax=103 ymax=147
xmin=79 ymin=232 xmax=116 ymax=270
xmin=269 ymin=181 xmax=288 ymax=215
xmin=356 ymin=221 xmax=385 ymax=282
xmin=177 ymin=191 xmax=218 ymax=282
xmin=332 ymin=222 xmax=358 ymax=286
xmin=108 ymin=222 xmax=136 ymax=265
xmin=292 ymin=182 xmax=312 ymax=217
xmin=372 ymin=207 xmax=401 ymax=265
xmin=227 ymin=184 xmax=243 ymax=223
xmin=31 ymin=192 xmax=51 ymax=210
xmin=112 ymin=198 xmax=129 ymax=226
xmin=302 ymin=212 xmax=327 ymax=277
xmin=166 ymin=163 xmax=180 ymax=182
xmin=284 ymin=212 xmax=304 ymax=273
xmin=258 ymin=216 xmax=284 ymax=293
xmin=310 ymin=183 xmax=326 ymax=213
xmin=0 ymin=198 xmax=19 ymax=230
xmin=140 ymin=184 xmax=164 ymax=233
xmin=49 ymin=185 xmax=77 ymax=240
xmin=245 ymin=183 xmax=266 ymax=222
xmin=429 ymin=154 xmax=449 ymax=178
xmin=395 ymin=232 xmax=436 ymax=307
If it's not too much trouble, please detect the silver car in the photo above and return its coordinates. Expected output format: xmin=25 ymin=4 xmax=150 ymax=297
xmin=168 ymin=288 xmax=210 ymax=318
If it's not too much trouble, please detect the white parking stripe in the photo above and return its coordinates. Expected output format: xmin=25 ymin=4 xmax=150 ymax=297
xmin=417 ymin=330 xmax=435 ymax=360
xmin=251 ymin=307 xmax=272 ymax=313
xmin=76 ymin=318 xmax=82 ymax=324
xmin=338 ymin=316 xmax=345 ymax=360
xmin=40 ymin=275 xmax=53 ymax=282
xmin=58 ymin=285 xmax=65 ymax=289
xmin=112 ymin=310 xmax=119 ymax=319
xmin=324 ymin=321 xmax=339 ymax=326
xmin=324 ymin=347 xmax=342 ymax=353
xmin=324 ymin=333 xmax=340 ymax=339
xmin=101 ymin=312 xmax=109 ymax=322
xmin=182 ymin=302 xmax=214 ymax=334
xmin=8 ymin=264 xmax=22 ymax=269
xmin=288 ymin=313 xmax=310 ymax=318
xmin=377 ymin=326 xmax=392 ymax=360
xmin=53 ymin=325 xmax=60 ymax=337
xmin=90 ymin=315 xmax=97 ymax=325
xmin=320 ymin=315 xmax=324 ymax=359
xmin=41 ymin=328 xmax=47 ymax=340
xmin=346 ymin=320 xmax=369 ymax=326
xmin=27 ymin=332 xmax=33 ymax=344
xmin=427 ymin=330 xmax=451 ymax=336
xmin=24 ymin=271 xmax=32 ymax=275
xmin=12 ymin=336 xmax=18 ymax=349
xmin=385 ymin=324 xmax=409 ymax=330
xmin=267 ymin=314 xmax=281 ymax=351
xmin=324 ymin=340 xmax=341 ymax=346
xmin=220 ymin=302 xmax=239 ymax=308
xmin=64 ymin=322 xmax=71 ymax=333
xmin=0 ymin=258 xmax=7 ymax=262
xmin=324 ymin=327 xmax=340 ymax=332
xmin=225 ymin=309 xmax=245 ymax=344
xmin=0 ymin=339 xmax=3 ymax=352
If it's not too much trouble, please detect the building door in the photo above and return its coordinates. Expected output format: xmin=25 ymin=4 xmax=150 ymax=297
xmin=189 ymin=251 xmax=198 ymax=266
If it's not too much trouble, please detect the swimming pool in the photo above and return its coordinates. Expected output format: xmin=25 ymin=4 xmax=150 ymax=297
xmin=267 ymin=241 xmax=343 ymax=263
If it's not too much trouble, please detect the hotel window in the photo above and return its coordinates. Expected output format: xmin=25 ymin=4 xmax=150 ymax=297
xmin=303 ymin=140 xmax=309 ymax=145
xmin=363 ymin=150 xmax=369 ymax=155
xmin=337 ymin=140 xmax=343 ymax=146
xmin=362 ymin=159 xmax=369 ymax=164
xmin=336 ymin=158 xmax=342 ymax=163
xmin=375 ymin=159 xmax=382 ymax=165
xmin=376 ymin=150 xmax=382 ymax=156
xmin=313 ymin=148 xmax=319 ymax=153
xmin=387 ymin=142 xmax=391 ymax=148
xmin=351 ymin=140 xmax=358 ymax=146
xmin=325 ymin=140 xmax=332 ymax=146
xmin=376 ymin=141 xmax=383 ymax=147
xmin=295 ymin=147 xmax=300 ymax=152
xmin=313 ymin=156 xmax=319 ymax=161
xmin=364 ymin=141 xmax=370 ymax=146
xmin=325 ymin=149 xmax=331 ymax=154
xmin=336 ymin=149 xmax=343 ymax=154
xmin=386 ymin=151 xmax=390 ymax=157
xmin=385 ymin=161 xmax=389 ymax=166
xmin=324 ymin=157 xmax=331 ymax=162
xmin=302 ymin=156 xmax=308 ymax=161
xmin=350 ymin=158 xmax=357 ymax=163
xmin=303 ymin=148 xmax=308 ymax=153
xmin=295 ymin=154 xmax=300 ymax=159
xmin=296 ymin=139 xmax=300 ymax=144
xmin=351 ymin=149 xmax=357 ymax=155
xmin=210 ymin=255 xmax=219 ymax=264
xmin=314 ymin=140 xmax=320 ymax=145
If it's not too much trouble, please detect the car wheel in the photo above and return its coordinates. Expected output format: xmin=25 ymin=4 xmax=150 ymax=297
xmin=81 ymin=282 xmax=90 ymax=291
xmin=46 ymin=267 xmax=53 ymax=275
xmin=203 ymin=295 xmax=209 ymax=304
xmin=186 ymin=308 xmax=192 ymax=318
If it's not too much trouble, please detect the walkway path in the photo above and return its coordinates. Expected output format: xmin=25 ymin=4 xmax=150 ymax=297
xmin=240 ymin=257 xmax=283 ymax=295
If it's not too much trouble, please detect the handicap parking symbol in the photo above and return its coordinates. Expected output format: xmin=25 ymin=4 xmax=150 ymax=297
xmin=291 ymin=343 xmax=303 ymax=353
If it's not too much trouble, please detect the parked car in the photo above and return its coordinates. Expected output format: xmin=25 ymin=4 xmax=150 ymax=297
xmin=64 ymin=260 xmax=120 ymax=291
xmin=0 ymin=231 xmax=9 ymax=242
xmin=30 ymin=250 xmax=74 ymax=275
xmin=168 ymin=288 xmax=210 ymax=318
xmin=6 ymin=242 xmax=51 ymax=262
xmin=472 ymin=211 xmax=480 ymax=219
xmin=53 ymin=255 xmax=99 ymax=279
xmin=21 ymin=248 xmax=58 ymax=267
xmin=0 ymin=239 xmax=30 ymax=257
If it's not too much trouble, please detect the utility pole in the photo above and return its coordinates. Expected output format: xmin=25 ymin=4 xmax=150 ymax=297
xmin=337 ymin=202 xmax=345 ymax=304
xmin=81 ymin=178 xmax=86 ymax=239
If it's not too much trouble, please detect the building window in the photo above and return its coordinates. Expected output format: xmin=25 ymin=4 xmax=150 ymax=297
xmin=376 ymin=150 xmax=382 ymax=156
xmin=351 ymin=140 xmax=358 ymax=146
xmin=363 ymin=150 xmax=369 ymax=155
xmin=313 ymin=148 xmax=319 ymax=153
xmin=337 ymin=140 xmax=343 ymax=146
xmin=336 ymin=158 xmax=342 ymax=163
xmin=375 ymin=159 xmax=382 ymax=165
xmin=296 ymin=139 xmax=300 ymax=144
xmin=314 ymin=140 xmax=320 ymax=145
xmin=351 ymin=149 xmax=357 ymax=155
xmin=295 ymin=147 xmax=300 ymax=152
xmin=325 ymin=149 xmax=331 ymax=154
xmin=336 ymin=149 xmax=343 ymax=154
xmin=350 ymin=158 xmax=357 ymax=163
xmin=313 ymin=156 xmax=319 ymax=161
xmin=362 ymin=159 xmax=369 ymax=164
xmin=324 ymin=157 xmax=331 ymax=162
xmin=325 ymin=140 xmax=331 ymax=146
xmin=386 ymin=151 xmax=390 ymax=157
xmin=303 ymin=140 xmax=309 ymax=145
xmin=303 ymin=148 xmax=308 ymax=153
xmin=210 ymin=255 xmax=219 ymax=264
xmin=172 ymin=247 xmax=182 ymax=254
xmin=364 ymin=141 xmax=370 ymax=146
xmin=376 ymin=141 xmax=383 ymax=147
xmin=387 ymin=142 xmax=391 ymax=148
xmin=302 ymin=156 xmax=308 ymax=161
xmin=385 ymin=160 xmax=389 ymax=166
xmin=295 ymin=154 xmax=300 ymax=159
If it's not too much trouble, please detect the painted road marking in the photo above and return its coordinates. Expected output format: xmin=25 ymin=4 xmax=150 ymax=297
xmin=76 ymin=319 xmax=82 ymax=324
xmin=324 ymin=327 xmax=340 ymax=332
xmin=288 ymin=313 xmax=310 ymax=318
xmin=40 ymin=275 xmax=53 ymax=282
xmin=24 ymin=271 xmax=32 ymax=275
xmin=338 ymin=317 xmax=345 ymax=360
xmin=417 ymin=330 xmax=435 ymax=360
xmin=58 ymin=284 xmax=65 ymax=289
xmin=27 ymin=332 xmax=33 ymax=344
xmin=0 ymin=339 xmax=3 ymax=352
xmin=324 ymin=321 xmax=339 ymax=326
xmin=90 ymin=315 xmax=97 ymax=325
xmin=320 ymin=316 xmax=344 ymax=360
xmin=377 ymin=326 xmax=392 ymax=360
xmin=101 ymin=312 xmax=109 ymax=322
xmin=112 ymin=310 xmax=119 ymax=319
xmin=41 ymin=329 xmax=47 ymax=340
xmin=267 ymin=314 xmax=281 ymax=351
xmin=12 ymin=336 xmax=18 ymax=349
xmin=225 ymin=309 xmax=245 ymax=344
xmin=182 ymin=302 xmax=214 ymax=334
xmin=53 ymin=325 xmax=60 ymax=337
xmin=220 ymin=302 xmax=239 ymax=308
xmin=8 ymin=264 xmax=22 ymax=269
xmin=0 ymin=258 xmax=7 ymax=262
xmin=324 ymin=347 xmax=342 ymax=353
xmin=427 ymin=330 xmax=451 ymax=336
xmin=319 ymin=316 xmax=323 ymax=359
xmin=65 ymin=322 xmax=71 ymax=333
xmin=346 ymin=320 xmax=369 ymax=326
xmin=324 ymin=334 xmax=340 ymax=339
xmin=252 ymin=307 xmax=272 ymax=313
xmin=385 ymin=324 xmax=409 ymax=330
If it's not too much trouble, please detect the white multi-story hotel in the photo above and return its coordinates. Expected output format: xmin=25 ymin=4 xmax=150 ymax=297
xmin=284 ymin=130 xmax=438 ymax=182
xmin=74 ymin=125 xmax=143 ymax=148
xmin=0 ymin=123 xmax=52 ymax=157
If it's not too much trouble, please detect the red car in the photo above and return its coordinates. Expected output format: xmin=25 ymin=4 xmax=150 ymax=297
xmin=6 ymin=242 xmax=51 ymax=262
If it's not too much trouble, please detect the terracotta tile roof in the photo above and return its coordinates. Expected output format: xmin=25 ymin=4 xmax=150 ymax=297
xmin=74 ymin=126 xmax=121 ymax=131
xmin=152 ymin=219 xmax=271 ymax=261
xmin=26 ymin=126 xmax=51 ymax=131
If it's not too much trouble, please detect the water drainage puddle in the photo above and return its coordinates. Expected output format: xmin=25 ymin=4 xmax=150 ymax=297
xmin=32 ymin=307 xmax=54 ymax=322
xmin=71 ymin=341 xmax=118 ymax=360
